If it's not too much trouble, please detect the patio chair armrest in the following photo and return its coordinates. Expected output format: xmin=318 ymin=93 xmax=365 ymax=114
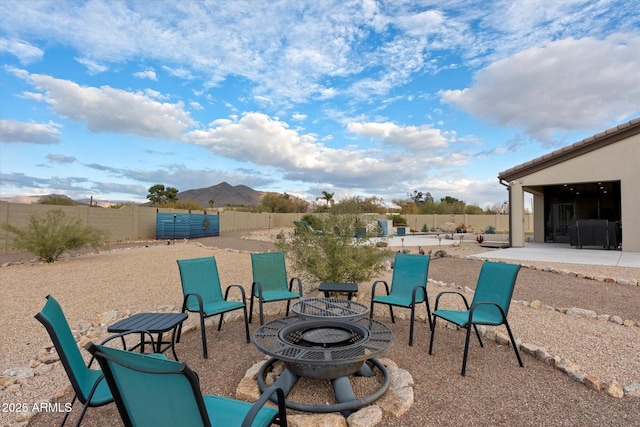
xmin=411 ymin=284 xmax=427 ymax=303
xmin=434 ymin=291 xmax=469 ymax=311
xmin=182 ymin=292 xmax=205 ymax=313
xmin=224 ymin=284 xmax=247 ymax=304
xmin=289 ymin=277 xmax=303 ymax=296
xmin=371 ymin=280 xmax=390 ymax=297
xmin=241 ymin=385 xmax=287 ymax=427
xmin=251 ymin=281 xmax=263 ymax=299
xmin=468 ymin=301 xmax=507 ymax=323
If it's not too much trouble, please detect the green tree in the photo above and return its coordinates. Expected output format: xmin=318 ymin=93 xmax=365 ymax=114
xmin=408 ymin=190 xmax=433 ymax=204
xmin=262 ymin=192 xmax=293 ymax=213
xmin=316 ymin=191 xmax=335 ymax=207
xmin=332 ymin=196 xmax=386 ymax=214
xmin=147 ymin=184 xmax=179 ymax=206
xmin=1 ymin=209 xmax=106 ymax=262
xmin=276 ymin=212 xmax=391 ymax=283
xmin=485 ymin=201 xmax=509 ymax=214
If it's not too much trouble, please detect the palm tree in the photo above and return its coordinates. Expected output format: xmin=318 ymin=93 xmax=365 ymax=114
xmin=316 ymin=191 xmax=334 ymax=207
xmin=208 ymin=199 xmax=215 ymax=208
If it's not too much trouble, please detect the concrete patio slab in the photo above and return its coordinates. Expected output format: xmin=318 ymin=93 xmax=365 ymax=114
xmin=382 ymin=235 xmax=639 ymax=268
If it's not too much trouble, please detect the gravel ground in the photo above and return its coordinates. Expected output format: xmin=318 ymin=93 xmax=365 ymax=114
xmin=1 ymin=230 xmax=639 ymax=426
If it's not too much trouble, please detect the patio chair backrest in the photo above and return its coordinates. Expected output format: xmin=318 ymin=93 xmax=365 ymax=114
xmin=34 ymin=295 xmax=96 ymax=403
xmin=177 ymin=257 xmax=224 ymax=310
xmin=251 ymin=252 xmax=288 ymax=293
xmin=89 ymin=344 xmax=210 ymax=427
xmin=471 ymin=262 xmax=521 ymax=323
xmin=390 ymin=253 xmax=430 ymax=299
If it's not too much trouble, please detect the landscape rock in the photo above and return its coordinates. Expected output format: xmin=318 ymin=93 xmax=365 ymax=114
xmin=565 ymin=307 xmax=597 ymax=319
xmin=605 ymin=380 xmax=624 ymax=398
xmin=624 ymin=382 xmax=640 ymax=397
xmin=347 ymin=405 xmax=383 ymax=427
xmin=288 ymin=413 xmax=347 ymax=427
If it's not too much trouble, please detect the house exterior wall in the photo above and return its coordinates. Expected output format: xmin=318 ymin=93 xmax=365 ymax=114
xmin=509 ymin=133 xmax=640 ymax=252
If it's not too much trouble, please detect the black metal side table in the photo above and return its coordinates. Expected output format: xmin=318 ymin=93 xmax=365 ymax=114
xmin=108 ymin=312 xmax=188 ymax=360
xmin=318 ymin=282 xmax=358 ymax=300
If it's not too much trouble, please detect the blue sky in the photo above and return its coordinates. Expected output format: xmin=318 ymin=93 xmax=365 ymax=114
xmin=1 ymin=0 xmax=639 ymax=208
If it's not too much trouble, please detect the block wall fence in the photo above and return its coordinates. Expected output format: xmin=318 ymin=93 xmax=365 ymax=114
xmin=0 ymin=201 xmax=532 ymax=254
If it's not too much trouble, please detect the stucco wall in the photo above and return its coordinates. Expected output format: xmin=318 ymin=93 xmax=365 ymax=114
xmin=0 ymin=201 xmax=526 ymax=254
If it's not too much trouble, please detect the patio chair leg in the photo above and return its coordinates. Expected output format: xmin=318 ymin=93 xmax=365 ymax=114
xmin=217 ymin=313 xmax=224 ymax=331
xmin=461 ymin=324 xmax=473 ymax=376
xmin=424 ymin=299 xmax=433 ymax=331
xmin=473 ymin=324 xmax=483 ymax=347
xmin=73 ymin=398 xmax=92 ymax=427
xmin=408 ymin=305 xmax=415 ymax=346
xmin=59 ymin=395 xmax=76 ymax=427
xmin=249 ymin=293 xmax=255 ymax=324
xmin=285 ymin=300 xmax=291 ymax=317
xmin=428 ymin=320 xmax=436 ymax=355
xmin=200 ymin=313 xmax=208 ymax=359
xmin=259 ymin=301 xmax=264 ymax=326
xmin=505 ymin=321 xmax=524 ymax=368
xmin=242 ymin=306 xmax=250 ymax=343
xmin=389 ymin=305 xmax=395 ymax=323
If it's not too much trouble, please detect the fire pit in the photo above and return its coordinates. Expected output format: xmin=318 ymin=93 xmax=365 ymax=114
xmin=253 ymin=298 xmax=394 ymax=415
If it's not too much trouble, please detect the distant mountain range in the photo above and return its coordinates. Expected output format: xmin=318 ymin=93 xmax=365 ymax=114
xmin=177 ymin=182 xmax=264 ymax=207
xmin=1 ymin=182 xmax=267 ymax=208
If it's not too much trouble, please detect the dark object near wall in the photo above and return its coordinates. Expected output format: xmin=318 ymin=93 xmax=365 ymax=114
xmin=568 ymin=219 xmax=620 ymax=249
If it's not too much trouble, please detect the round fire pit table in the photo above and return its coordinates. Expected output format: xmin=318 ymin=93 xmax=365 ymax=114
xmin=253 ymin=315 xmax=394 ymax=416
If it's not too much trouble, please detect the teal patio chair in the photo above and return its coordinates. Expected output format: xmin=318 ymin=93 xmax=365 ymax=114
xmin=428 ymin=261 xmax=524 ymax=376
xmin=177 ymin=257 xmax=250 ymax=358
xmin=87 ymin=343 xmax=288 ymax=427
xmin=250 ymin=252 xmax=302 ymax=325
xmin=35 ymin=295 xmax=158 ymax=427
xmin=369 ymin=253 xmax=432 ymax=346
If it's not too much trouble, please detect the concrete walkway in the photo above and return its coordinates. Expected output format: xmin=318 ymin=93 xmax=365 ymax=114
xmin=383 ymin=234 xmax=639 ymax=268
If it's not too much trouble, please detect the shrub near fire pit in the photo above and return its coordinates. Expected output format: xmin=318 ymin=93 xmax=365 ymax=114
xmin=276 ymin=212 xmax=392 ymax=284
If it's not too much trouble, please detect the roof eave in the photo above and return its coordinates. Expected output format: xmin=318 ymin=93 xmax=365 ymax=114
xmin=498 ymin=118 xmax=640 ymax=181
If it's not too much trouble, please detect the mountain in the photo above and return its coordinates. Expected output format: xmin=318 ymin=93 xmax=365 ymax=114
xmin=177 ymin=182 xmax=264 ymax=207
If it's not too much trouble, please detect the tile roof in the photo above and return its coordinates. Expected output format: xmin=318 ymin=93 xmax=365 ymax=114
xmin=498 ymin=117 xmax=640 ymax=181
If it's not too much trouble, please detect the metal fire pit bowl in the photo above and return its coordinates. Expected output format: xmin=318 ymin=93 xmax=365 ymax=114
xmin=253 ymin=316 xmax=394 ymax=379
xmin=291 ymin=297 xmax=369 ymax=321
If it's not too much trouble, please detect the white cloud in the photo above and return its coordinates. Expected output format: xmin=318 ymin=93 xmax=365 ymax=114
xmin=21 ymin=73 xmax=196 ymax=140
xmin=0 ymin=119 xmax=60 ymax=143
xmin=133 ymin=68 xmax=157 ymax=81
xmin=75 ymin=57 xmax=109 ymax=74
xmin=47 ymin=154 xmax=76 ymax=164
xmin=186 ymin=112 xmax=461 ymax=190
xmin=0 ymin=38 xmax=43 ymax=64
xmin=440 ymin=34 xmax=640 ymax=143
xmin=347 ymin=122 xmax=448 ymax=151
xmin=162 ymin=66 xmax=195 ymax=80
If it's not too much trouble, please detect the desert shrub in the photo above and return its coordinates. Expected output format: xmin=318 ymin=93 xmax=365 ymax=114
xmin=483 ymin=225 xmax=496 ymax=234
xmin=1 ymin=209 xmax=107 ymax=262
xmin=301 ymin=213 xmax=323 ymax=230
xmin=276 ymin=212 xmax=392 ymax=283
